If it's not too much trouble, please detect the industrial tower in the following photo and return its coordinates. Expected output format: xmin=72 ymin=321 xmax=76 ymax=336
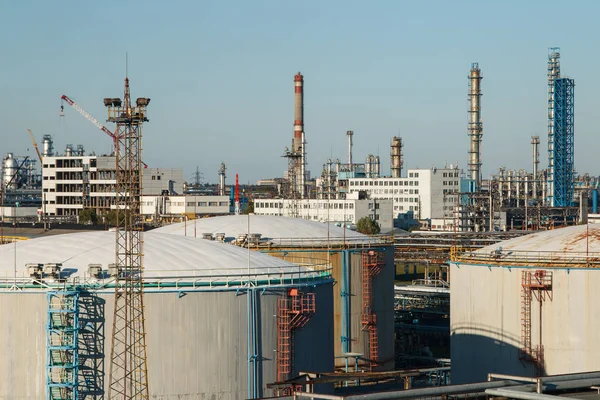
xmin=283 ymin=72 xmax=306 ymax=201
xmin=547 ymin=48 xmax=560 ymax=206
xmin=531 ymin=136 xmax=540 ymax=200
xmin=546 ymin=48 xmax=575 ymax=207
xmin=390 ymin=136 xmax=403 ymax=178
xmin=105 ymin=76 xmax=151 ymax=399
xmin=552 ymin=77 xmax=575 ymax=207
xmin=468 ymin=63 xmax=483 ymax=191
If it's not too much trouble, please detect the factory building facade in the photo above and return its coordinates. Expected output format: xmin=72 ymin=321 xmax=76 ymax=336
xmin=140 ymin=194 xmax=230 ymax=220
xmin=347 ymin=167 xmax=462 ymax=222
xmin=42 ymin=154 xmax=186 ymax=218
xmin=253 ymin=198 xmax=394 ymax=232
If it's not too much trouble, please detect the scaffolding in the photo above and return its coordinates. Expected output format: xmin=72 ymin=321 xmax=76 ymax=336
xmin=46 ymin=291 xmax=80 ymax=400
xmin=519 ymin=270 xmax=552 ymax=376
xmin=553 ymin=77 xmax=575 ymax=207
xmin=361 ymin=250 xmax=384 ymax=370
xmin=277 ymin=289 xmax=316 ymax=394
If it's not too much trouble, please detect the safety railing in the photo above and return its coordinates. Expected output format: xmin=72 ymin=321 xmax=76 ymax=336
xmin=0 ymin=262 xmax=334 ymax=291
xmin=452 ymin=249 xmax=600 ymax=268
xmin=255 ymin=235 xmax=393 ymax=249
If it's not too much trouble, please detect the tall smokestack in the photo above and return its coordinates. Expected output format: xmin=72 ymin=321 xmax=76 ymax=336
xmin=293 ymin=72 xmax=304 ymax=153
xmin=468 ymin=63 xmax=483 ymax=191
xmin=391 ymin=136 xmax=403 ymax=178
xmin=346 ymin=130 xmax=353 ymax=166
xmin=531 ymin=136 xmax=540 ymax=199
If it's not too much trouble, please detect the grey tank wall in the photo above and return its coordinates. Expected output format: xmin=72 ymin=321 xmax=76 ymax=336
xmin=451 ymin=262 xmax=600 ymax=384
xmin=0 ymin=282 xmax=333 ymax=400
xmin=267 ymin=246 xmax=395 ymax=372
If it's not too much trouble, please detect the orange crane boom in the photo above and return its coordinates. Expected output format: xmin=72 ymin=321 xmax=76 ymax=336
xmin=27 ymin=129 xmax=42 ymax=163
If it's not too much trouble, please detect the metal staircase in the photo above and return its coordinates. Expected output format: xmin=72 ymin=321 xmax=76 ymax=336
xmin=47 ymin=291 xmax=80 ymax=400
xmin=361 ymin=250 xmax=383 ymax=370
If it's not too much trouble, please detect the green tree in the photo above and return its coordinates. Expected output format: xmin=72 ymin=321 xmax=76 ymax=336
xmin=356 ymin=216 xmax=381 ymax=235
xmin=243 ymin=201 xmax=254 ymax=215
xmin=79 ymin=208 xmax=99 ymax=225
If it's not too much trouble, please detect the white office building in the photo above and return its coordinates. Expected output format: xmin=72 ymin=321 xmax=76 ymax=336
xmin=348 ymin=166 xmax=462 ymax=223
xmin=141 ymin=195 xmax=230 ymax=221
xmin=253 ymin=197 xmax=394 ymax=232
xmin=42 ymin=155 xmax=116 ymax=218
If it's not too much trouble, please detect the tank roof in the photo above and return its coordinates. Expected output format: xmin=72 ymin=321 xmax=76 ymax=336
xmin=458 ymin=225 xmax=600 ymax=268
xmin=152 ymin=215 xmax=371 ymax=245
xmin=0 ymin=231 xmax=330 ymax=288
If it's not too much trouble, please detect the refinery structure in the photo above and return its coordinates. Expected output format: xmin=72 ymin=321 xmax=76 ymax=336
xmin=3 ymin=43 xmax=600 ymax=400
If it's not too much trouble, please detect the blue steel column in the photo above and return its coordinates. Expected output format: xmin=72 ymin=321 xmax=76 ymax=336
xmin=553 ymin=77 xmax=575 ymax=207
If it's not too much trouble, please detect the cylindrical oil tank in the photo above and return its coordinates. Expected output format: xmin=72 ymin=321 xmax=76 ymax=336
xmin=154 ymin=215 xmax=396 ymax=372
xmin=3 ymin=152 xmax=19 ymax=189
xmin=450 ymin=224 xmax=600 ymax=384
xmin=0 ymin=231 xmax=333 ymax=399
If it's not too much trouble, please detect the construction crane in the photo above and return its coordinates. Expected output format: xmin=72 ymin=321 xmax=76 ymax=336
xmin=26 ymin=129 xmax=42 ymax=163
xmin=60 ymin=95 xmax=148 ymax=168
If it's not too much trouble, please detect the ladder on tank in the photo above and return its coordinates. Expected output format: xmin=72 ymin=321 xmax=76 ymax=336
xmin=47 ymin=291 xmax=80 ymax=400
xmin=361 ymin=250 xmax=383 ymax=371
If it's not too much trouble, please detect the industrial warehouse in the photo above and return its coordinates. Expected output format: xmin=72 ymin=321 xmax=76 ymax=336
xmin=3 ymin=2 xmax=600 ymax=398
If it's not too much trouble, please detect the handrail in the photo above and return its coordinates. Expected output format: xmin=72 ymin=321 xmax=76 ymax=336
xmin=452 ymin=249 xmax=600 ymax=268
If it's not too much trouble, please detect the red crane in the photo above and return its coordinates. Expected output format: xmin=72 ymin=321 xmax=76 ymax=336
xmin=235 ymin=173 xmax=240 ymax=215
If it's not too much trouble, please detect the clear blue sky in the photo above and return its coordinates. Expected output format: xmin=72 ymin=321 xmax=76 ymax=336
xmin=1 ymin=0 xmax=598 ymax=184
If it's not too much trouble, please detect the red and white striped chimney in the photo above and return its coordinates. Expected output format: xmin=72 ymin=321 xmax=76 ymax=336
xmin=293 ymin=72 xmax=304 ymax=152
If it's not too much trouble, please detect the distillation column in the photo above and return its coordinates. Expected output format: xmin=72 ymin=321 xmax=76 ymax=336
xmin=218 ymin=162 xmax=226 ymax=196
xmin=468 ymin=63 xmax=483 ymax=191
xmin=390 ymin=136 xmax=403 ymax=178
xmin=547 ymin=48 xmax=560 ymax=206
xmin=531 ymin=136 xmax=540 ymax=200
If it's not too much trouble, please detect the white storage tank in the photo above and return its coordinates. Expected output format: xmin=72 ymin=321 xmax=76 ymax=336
xmin=154 ymin=215 xmax=396 ymax=373
xmin=0 ymin=230 xmax=333 ymax=399
xmin=450 ymin=224 xmax=600 ymax=383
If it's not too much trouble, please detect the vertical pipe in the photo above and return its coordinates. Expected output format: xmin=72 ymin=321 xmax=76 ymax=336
xmin=341 ymin=250 xmax=350 ymax=355
xmin=593 ymin=189 xmax=598 ymax=214
xmin=301 ymin=131 xmax=306 ymax=199
xmin=252 ymin=288 xmax=259 ymax=398
xmin=531 ymin=136 xmax=540 ymax=200
xmin=468 ymin=63 xmax=483 ymax=190
xmin=247 ymin=288 xmax=252 ymax=399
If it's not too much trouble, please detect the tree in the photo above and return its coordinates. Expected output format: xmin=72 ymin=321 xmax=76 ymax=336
xmin=79 ymin=208 xmax=99 ymax=225
xmin=356 ymin=216 xmax=380 ymax=235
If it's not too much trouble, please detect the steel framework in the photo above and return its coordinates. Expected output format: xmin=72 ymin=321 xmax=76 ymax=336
xmin=46 ymin=290 xmax=80 ymax=400
xmin=106 ymin=77 xmax=151 ymax=399
xmin=519 ymin=270 xmax=552 ymax=376
xmin=547 ymin=48 xmax=561 ymax=206
xmin=553 ymin=78 xmax=575 ymax=207
xmin=361 ymin=250 xmax=383 ymax=370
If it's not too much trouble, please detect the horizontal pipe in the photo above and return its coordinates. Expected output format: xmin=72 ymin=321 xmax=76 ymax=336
xmin=488 ymin=373 xmax=539 ymax=383
xmin=486 ymin=388 xmax=578 ymax=400
xmin=295 ymin=394 xmax=343 ymax=400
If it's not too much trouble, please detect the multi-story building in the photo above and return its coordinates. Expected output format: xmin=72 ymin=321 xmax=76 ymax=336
xmin=348 ymin=166 xmax=462 ymax=222
xmin=42 ymin=155 xmax=116 ymax=218
xmin=253 ymin=197 xmax=394 ymax=232
xmin=42 ymin=154 xmax=187 ymax=219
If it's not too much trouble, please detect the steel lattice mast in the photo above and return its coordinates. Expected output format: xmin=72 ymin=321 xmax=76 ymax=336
xmin=106 ymin=76 xmax=151 ymax=399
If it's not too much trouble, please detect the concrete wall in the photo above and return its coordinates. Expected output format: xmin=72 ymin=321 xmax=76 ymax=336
xmin=451 ymin=262 xmax=600 ymax=384
xmin=0 ymin=283 xmax=333 ymax=399
xmin=267 ymin=246 xmax=395 ymax=371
